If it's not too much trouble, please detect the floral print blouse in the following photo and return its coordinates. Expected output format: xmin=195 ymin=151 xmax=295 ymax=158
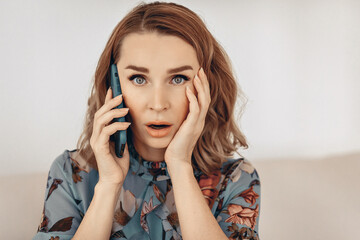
xmin=33 ymin=146 xmax=261 ymax=240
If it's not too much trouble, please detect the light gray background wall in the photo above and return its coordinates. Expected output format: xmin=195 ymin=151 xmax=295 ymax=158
xmin=1 ymin=0 xmax=359 ymax=176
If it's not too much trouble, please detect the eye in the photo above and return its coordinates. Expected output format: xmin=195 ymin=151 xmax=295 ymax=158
xmin=172 ymin=75 xmax=189 ymax=85
xmin=128 ymin=74 xmax=190 ymax=86
xmin=129 ymin=75 xmax=146 ymax=85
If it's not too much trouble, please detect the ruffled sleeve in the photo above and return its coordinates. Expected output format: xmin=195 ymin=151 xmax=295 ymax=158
xmin=33 ymin=150 xmax=91 ymax=240
xmin=215 ymin=159 xmax=261 ymax=240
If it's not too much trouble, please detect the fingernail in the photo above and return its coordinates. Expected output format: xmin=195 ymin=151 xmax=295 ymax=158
xmin=116 ymin=94 xmax=123 ymax=99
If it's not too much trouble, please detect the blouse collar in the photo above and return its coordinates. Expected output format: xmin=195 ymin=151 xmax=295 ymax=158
xmin=128 ymin=143 xmax=202 ymax=182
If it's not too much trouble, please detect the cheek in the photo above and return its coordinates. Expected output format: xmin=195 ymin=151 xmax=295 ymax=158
xmin=122 ymin=95 xmax=140 ymax=121
xmin=177 ymin=98 xmax=190 ymax=122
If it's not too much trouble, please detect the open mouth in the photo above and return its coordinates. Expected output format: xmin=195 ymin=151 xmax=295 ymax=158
xmin=145 ymin=124 xmax=173 ymax=138
xmin=148 ymin=124 xmax=171 ymax=129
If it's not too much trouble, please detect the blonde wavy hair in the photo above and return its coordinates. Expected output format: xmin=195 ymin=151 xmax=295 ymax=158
xmin=76 ymin=1 xmax=248 ymax=176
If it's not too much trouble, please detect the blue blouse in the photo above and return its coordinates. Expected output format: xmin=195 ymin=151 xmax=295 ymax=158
xmin=33 ymin=146 xmax=261 ymax=240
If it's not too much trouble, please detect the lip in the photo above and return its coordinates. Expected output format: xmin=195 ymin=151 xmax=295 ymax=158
xmin=145 ymin=121 xmax=173 ymax=126
xmin=145 ymin=125 xmax=173 ymax=138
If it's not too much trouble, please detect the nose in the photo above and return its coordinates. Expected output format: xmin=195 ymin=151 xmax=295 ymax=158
xmin=147 ymin=86 xmax=170 ymax=111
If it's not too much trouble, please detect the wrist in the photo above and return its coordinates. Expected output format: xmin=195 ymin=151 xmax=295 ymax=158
xmin=95 ymin=181 xmax=123 ymax=194
xmin=167 ymin=161 xmax=193 ymax=177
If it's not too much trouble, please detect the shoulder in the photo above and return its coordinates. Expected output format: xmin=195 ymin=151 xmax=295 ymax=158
xmin=48 ymin=149 xmax=72 ymax=179
xmin=48 ymin=149 xmax=93 ymax=185
xmin=219 ymin=157 xmax=261 ymax=200
xmin=213 ymin=158 xmax=261 ymax=236
xmin=221 ymin=157 xmax=260 ymax=182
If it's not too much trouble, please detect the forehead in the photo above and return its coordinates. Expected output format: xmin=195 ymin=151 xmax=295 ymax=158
xmin=118 ymin=32 xmax=199 ymax=69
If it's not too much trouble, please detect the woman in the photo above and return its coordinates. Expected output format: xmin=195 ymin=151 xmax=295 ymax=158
xmin=33 ymin=2 xmax=261 ymax=240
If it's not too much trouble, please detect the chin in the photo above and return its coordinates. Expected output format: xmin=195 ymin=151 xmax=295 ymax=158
xmin=145 ymin=136 xmax=171 ymax=148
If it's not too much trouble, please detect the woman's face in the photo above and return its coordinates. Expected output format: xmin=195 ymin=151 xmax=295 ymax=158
xmin=117 ymin=32 xmax=200 ymax=162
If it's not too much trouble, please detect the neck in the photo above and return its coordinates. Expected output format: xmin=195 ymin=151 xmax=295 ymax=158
xmin=129 ymin=140 xmax=165 ymax=163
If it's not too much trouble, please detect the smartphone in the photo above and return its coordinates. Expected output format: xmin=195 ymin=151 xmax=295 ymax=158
xmin=107 ymin=63 xmax=127 ymax=158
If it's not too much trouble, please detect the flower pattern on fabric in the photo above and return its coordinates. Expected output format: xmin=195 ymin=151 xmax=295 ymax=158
xmin=197 ymin=170 xmax=222 ymax=209
xmin=237 ymin=186 xmax=259 ymax=207
xmin=46 ymin=179 xmax=63 ymax=201
xmin=69 ymin=156 xmax=89 ymax=183
xmin=33 ymin=147 xmax=261 ymax=240
xmin=225 ymin=204 xmax=259 ymax=229
xmin=153 ymin=183 xmax=166 ymax=203
xmin=227 ymin=223 xmax=259 ymax=240
xmin=114 ymin=189 xmax=140 ymax=226
xmin=141 ymin=196 xmax=159 ymax=233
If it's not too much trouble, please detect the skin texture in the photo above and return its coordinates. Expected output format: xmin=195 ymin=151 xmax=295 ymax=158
xmin=116 ymin=32 xmax=201 ymax=163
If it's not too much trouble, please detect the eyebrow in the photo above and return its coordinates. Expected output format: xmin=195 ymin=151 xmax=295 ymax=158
xmin=125 ymin=65 xmax=193 ymax=74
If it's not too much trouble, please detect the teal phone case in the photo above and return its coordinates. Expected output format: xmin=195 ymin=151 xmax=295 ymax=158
xmin=109 ymin=63 xmax=127 ymax=158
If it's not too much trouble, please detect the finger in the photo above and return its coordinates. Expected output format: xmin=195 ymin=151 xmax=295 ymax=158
xmin=99 ymin=108 xmax=129 ymax=128
xmin=105 ymin=87 xmax=112 ymax=104
xmin=194 ymin=73 xmax=205 ymax=110
xmin=194 ymin=70 xmax=210 ymax=124
xmin=93 ymin=106 xmax=127 ymax=144
xmin=98 ymin=122 xmax=131 ymax=150
xmin=197 ymin=68 xmax=211 ymax=124
xmin=185 ymin=86 xmax=200 ymax=125
xmin=95 ymin=93 xmax=123 ymax=121
xmin=93 ymin=91 xmax=123 ymax=142
xmin=199 ymin=67 xmax=211 ymax=103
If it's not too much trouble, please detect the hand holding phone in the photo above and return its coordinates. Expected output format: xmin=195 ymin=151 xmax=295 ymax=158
xmin=89 ymin=63 xmax=131 ymax=185
xmin=109 ymin=63 xmax=128 ymax=158
xmin=89 ymin=87 xmax=131 ymax=185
